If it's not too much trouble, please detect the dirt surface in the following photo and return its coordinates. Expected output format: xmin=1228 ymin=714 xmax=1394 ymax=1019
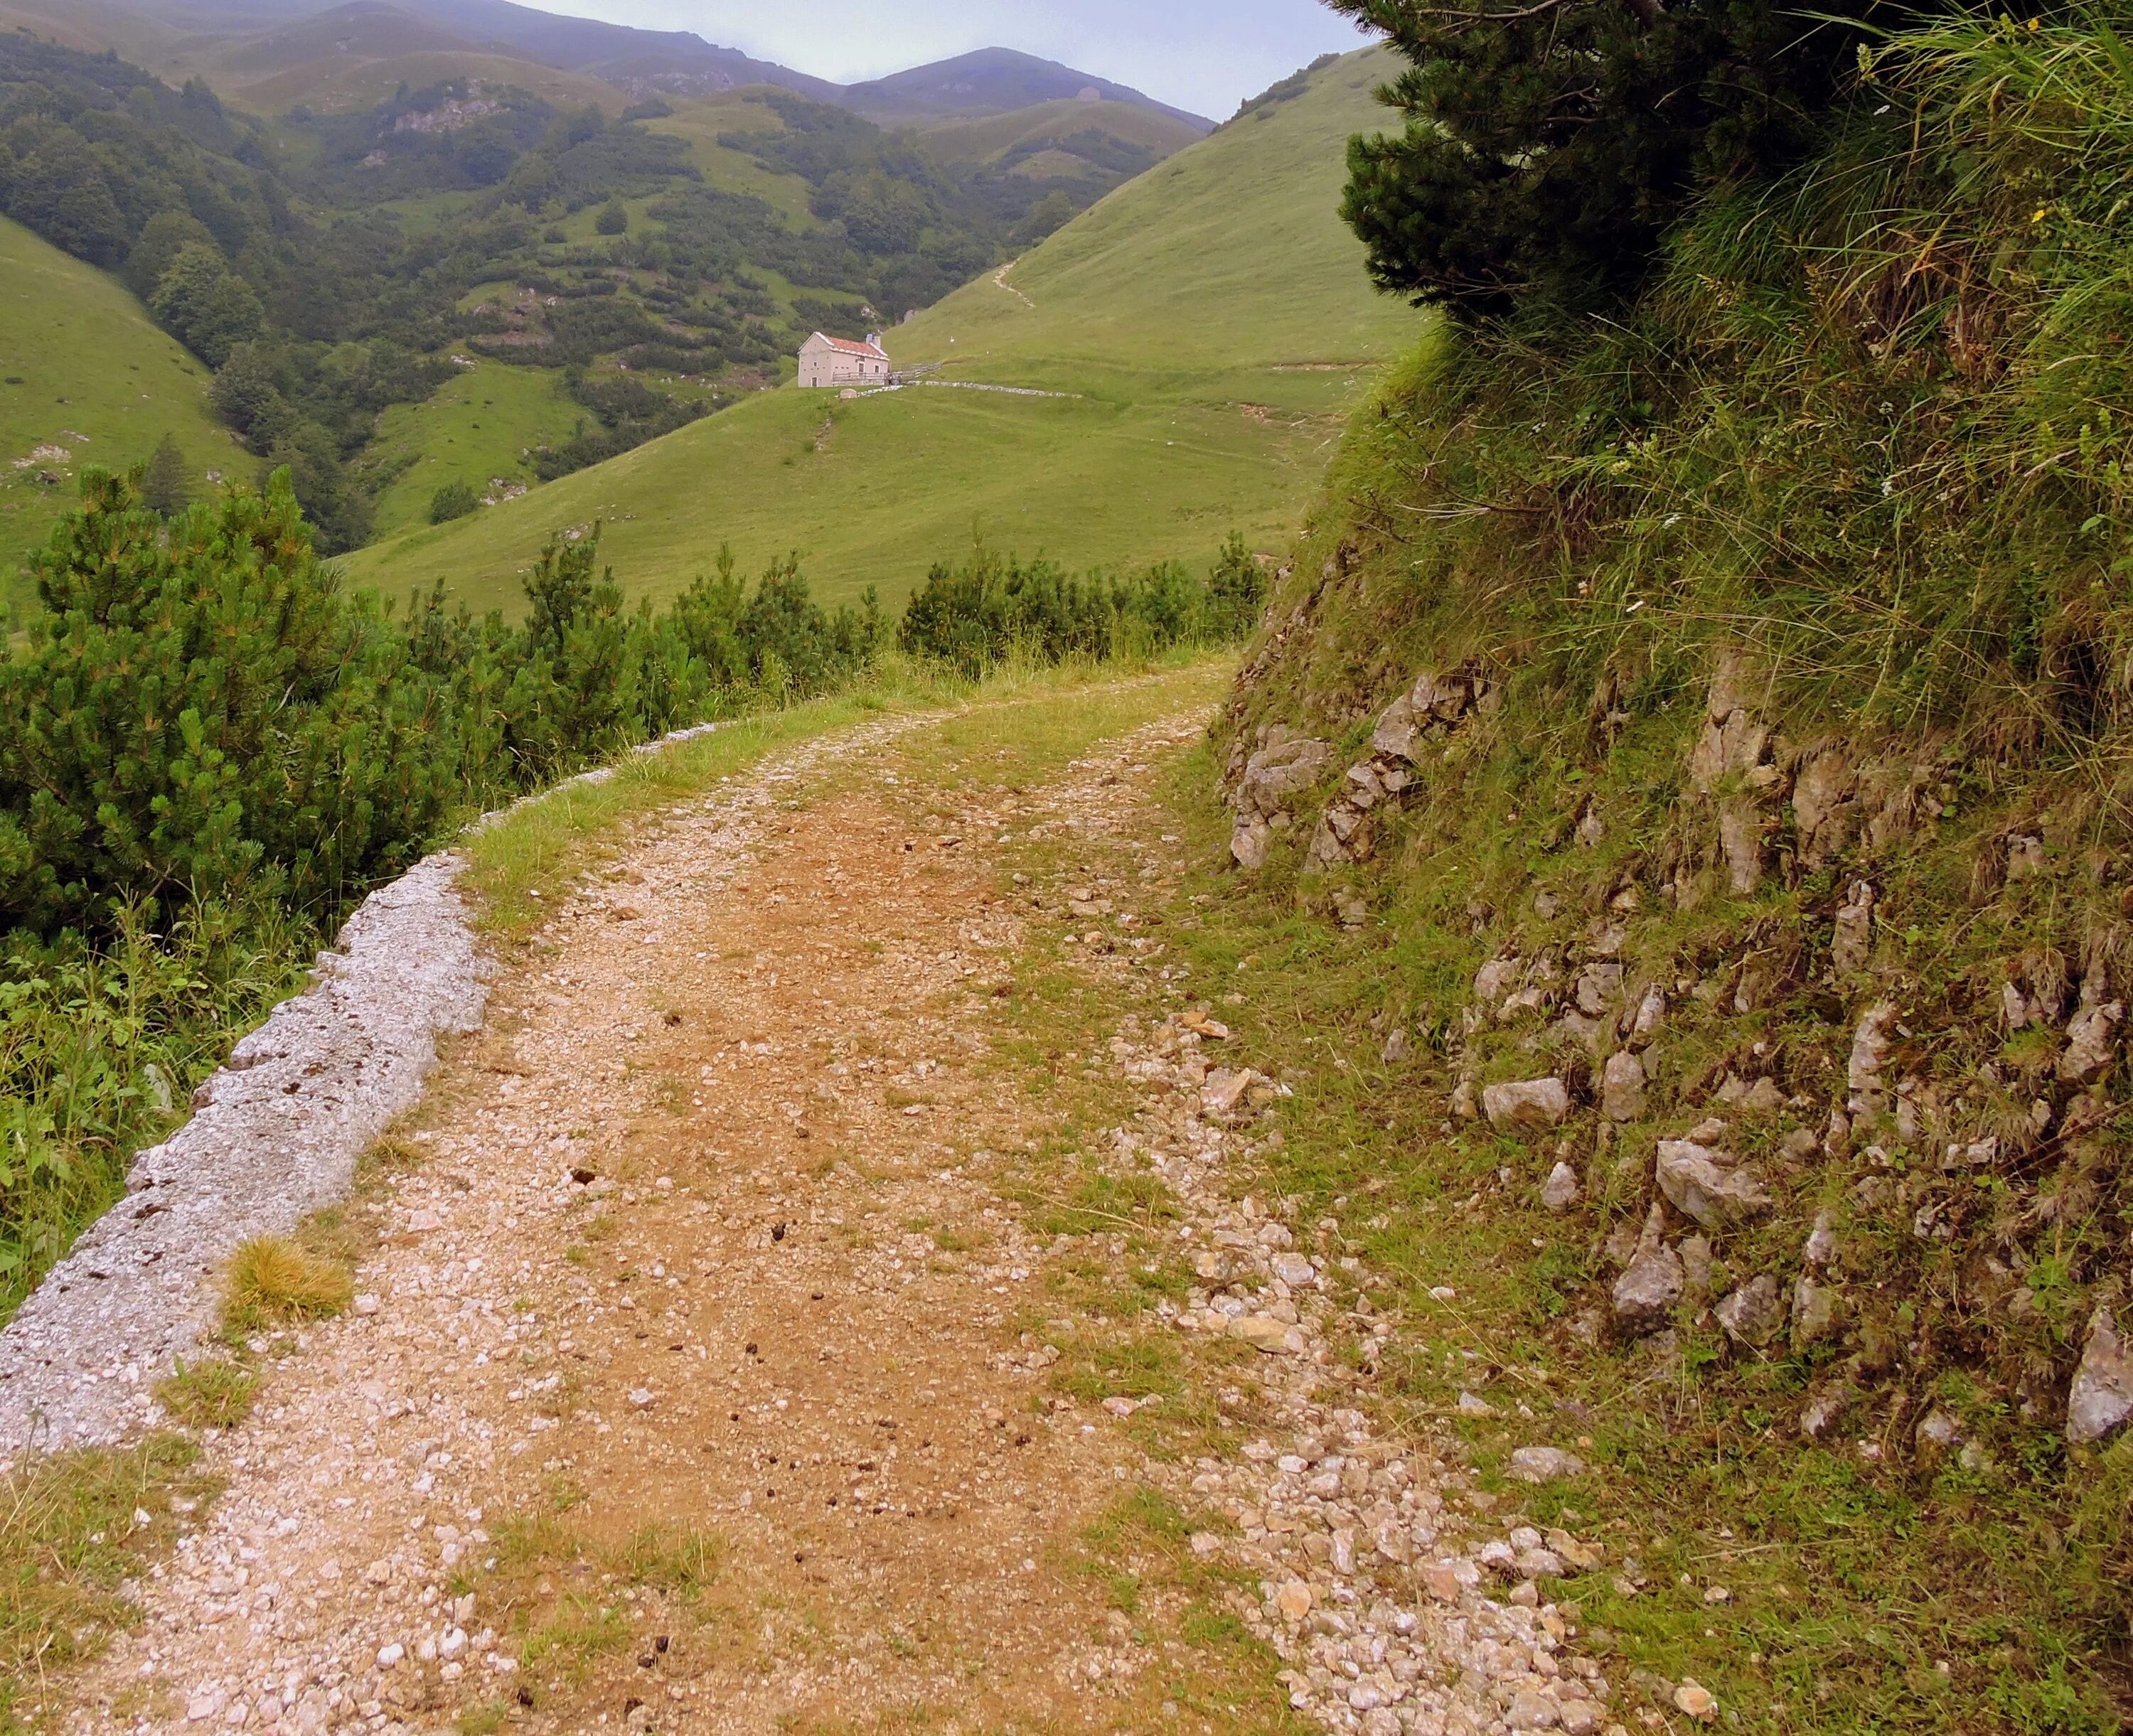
xmin=39 ymin=683 xmax=1621 ymax=1736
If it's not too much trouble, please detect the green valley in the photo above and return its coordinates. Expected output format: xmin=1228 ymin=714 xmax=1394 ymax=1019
xmin=341 ymin=46 xmax=1418 ymax=616
xmin=0 ymin=215 xmax=240 ymax=594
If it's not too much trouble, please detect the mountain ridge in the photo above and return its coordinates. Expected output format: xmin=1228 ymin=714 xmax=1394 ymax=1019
xmin=0 ymin=0 xmax=1213 ymax=128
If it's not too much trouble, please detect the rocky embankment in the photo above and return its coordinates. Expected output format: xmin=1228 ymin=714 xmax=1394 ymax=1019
xmin=1218 ymin=648 xmax=2133 ymax=1466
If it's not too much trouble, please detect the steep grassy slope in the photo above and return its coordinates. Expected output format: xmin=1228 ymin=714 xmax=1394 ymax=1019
xmin=894 ymin=48 xmax=1412 ymax=419
xmin=0 ymin=216 xmax=240 ymax=601
xmin=362 ymin=361 xmax=578 ymax=540
xmin=645 ymin=88 xmax=822 ymax=227
xmin=1174 ymin=15 xmax=2133 ymax=1732
xmin=339 ymin=46 xmax=1419 ymax=617
xmin=920 ymin=98 xmax=1204 ymax=168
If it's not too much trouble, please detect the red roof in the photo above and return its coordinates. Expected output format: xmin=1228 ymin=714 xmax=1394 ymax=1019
xmin=812 ymin=332 xmax=888 ymax=360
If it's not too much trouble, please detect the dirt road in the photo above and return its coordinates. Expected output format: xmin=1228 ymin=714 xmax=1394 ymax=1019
xmin=44 ymin=675 xmax=1618 ymax=1736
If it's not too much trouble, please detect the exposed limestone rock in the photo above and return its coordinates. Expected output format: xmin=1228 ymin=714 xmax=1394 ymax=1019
xmin=1600 ymin=1051 xmax=1647 ymax=1122
xmin=1612 ymin=1205 xmax=1682 ymax=1331
xmin=1507 ymin=1446 xmax=1586 ymax=1483
xmin=1714 ymin=1275 xmax=1785 ymax=1348
xmin=1858 ymin=759 xmax=1940 ymax=852
xmin=1831 ymin=879 xmax=1876 ymax=975
xmin=1679 ymin=1233 xmax=1715 ymax=1301
xmin=1654 ymin=1140 xmax=1771 ymax=1229
xmin=1574 ymin=963 xmax=1623 ymax=1017
xmin=2058 ymin=980 xmax=2123 ymax=1085
xmin=1541 ymin=1162 xmax=1581 ymax=1211
xmin=2067 ymin=1306 xmax=2133 ymax=1446
xmin=1847 ymin=1001 xmax=1898 ymax=1120
xmin=1689 ymin=651 xmax=1780 ymax=894
xmin=1792 ymin=746 xmax=1856 ymax=865
xmin=1310 ymin=670 xmax=1495 ymax=867
xmin=1792 ymin=1277 xmax=1841 ymax=1348
xmin=1714 ymin=1072 xmax=1782 ymax=1115
xmin=1630 ymin=985 xmax=1667 ymax=1039
xmin=1229 ymin=729 xmax=1329 ymax=869
xmin=1483 ymin=1077 xmax=1572 ymax=1133
xmin=1371 ymin=669 xmax=1490 ymax=763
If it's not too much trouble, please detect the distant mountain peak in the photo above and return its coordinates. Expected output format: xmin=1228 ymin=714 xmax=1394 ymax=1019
xmin=840 ymin=46 xmax=1213 ymax=133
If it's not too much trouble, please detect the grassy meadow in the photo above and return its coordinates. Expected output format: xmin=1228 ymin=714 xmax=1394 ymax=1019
xmin=338 ymin=45 xmax=1423 ymax=619
xmin=363 ymin=363 xmax=581 ymax=542
xmin=0 ymin=215 xmax=240 ymax=604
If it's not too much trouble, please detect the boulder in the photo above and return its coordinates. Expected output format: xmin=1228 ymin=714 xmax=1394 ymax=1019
xmin=1612 ymin=1204 xmax=1682 ymax=1330
xmin=1714 ymin=1275 xmax=1785 ymax=1348
xmin=1654 ymin=1140 xmax=1770 ymax=1229
xmin=2067 ymin=1305 xmax=2133 ymax=1446
xmin=1484 ymin=1077 xmax=1572 ymax=1133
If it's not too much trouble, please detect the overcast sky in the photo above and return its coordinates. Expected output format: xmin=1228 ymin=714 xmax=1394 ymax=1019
xmin=527 ymin=1 xmax=1374 ymax=119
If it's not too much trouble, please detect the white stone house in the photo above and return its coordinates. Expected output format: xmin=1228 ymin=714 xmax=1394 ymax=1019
xmin=797 ymin=331 xmax=891 ymax=390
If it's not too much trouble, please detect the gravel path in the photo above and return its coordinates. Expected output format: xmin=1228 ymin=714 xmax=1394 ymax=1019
xmin=33 ymin=693 xmax=1627 ymax=1736
xmin=0 ymin=855 xmax=489 ymax=1458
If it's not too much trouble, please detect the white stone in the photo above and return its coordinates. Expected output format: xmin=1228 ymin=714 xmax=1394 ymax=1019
xmin=1540 ymin=1163 xmax=1581 ymax=1212
xmin=2068 ymin=1306 xmax=2133 ymax=1445
xmin=1508 ymin=1446 xmax=1586 ymax=1483
xmin=1482 ymin=1078 xmax=1572 ymax=1133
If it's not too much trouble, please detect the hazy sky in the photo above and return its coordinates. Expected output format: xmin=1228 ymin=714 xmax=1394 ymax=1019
xmin=526 ymin=1 xmax=1374 ymax=119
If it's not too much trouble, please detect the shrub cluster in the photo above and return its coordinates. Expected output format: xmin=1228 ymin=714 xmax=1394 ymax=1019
xmin=898 ymin=532 xmax=1267 ymax=676
xmin=0 ymin=467 xmax=1266 ymax=1305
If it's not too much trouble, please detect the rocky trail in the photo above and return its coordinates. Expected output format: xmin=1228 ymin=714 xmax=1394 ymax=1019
xmin=32 ymin=678 xmax=1630 ymax=1736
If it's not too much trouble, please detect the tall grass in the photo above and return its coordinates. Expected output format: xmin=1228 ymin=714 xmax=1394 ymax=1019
xmin=0 ymin=903 xmax=309 ymax=1317
xmin=1283 ymin=6 xmax=2133 ymax=783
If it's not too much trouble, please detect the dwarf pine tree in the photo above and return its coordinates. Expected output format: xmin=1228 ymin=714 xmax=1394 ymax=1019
xmin=140 ymin=435 xmax=190 ymax=515
xmin=0 ymin=468 xmax=456 ymax=933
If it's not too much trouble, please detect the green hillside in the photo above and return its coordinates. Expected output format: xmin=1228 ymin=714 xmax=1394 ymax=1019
xmin=339 ymin=46 xmax=1421 ymax=617
xmin=0 ymin=215 xmax=241 ymax=599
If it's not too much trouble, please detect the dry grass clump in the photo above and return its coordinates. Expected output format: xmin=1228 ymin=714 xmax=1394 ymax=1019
xmin=220 ymin=1234 xmax=353 ymax=1334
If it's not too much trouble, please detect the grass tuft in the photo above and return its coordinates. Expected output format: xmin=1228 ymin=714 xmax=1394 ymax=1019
xmin=153 ymin=1358 xmax=259 ymax=1430
xmin=220 ymin=1234 xmax=353 ymax=1335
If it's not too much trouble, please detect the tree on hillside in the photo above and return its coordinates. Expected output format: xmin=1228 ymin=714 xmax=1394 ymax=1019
xmin=151 ymin=243 xmax=266 ymax=368
xmin=1328 ymin=0 xmax=1967 ymax=321
xmin=596 ymin=197 xmax=629 ymax=235
xmin=141 ymin=434 xmax=191 ymax=515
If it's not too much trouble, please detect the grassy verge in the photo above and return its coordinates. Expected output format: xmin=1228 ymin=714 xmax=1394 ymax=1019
xmin=0 ymin=1437 xmax=220 ymax=1730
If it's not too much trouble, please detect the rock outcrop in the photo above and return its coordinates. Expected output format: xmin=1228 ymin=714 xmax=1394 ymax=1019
xmin=1228 ymin=727 xmax=1330 ymax=869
